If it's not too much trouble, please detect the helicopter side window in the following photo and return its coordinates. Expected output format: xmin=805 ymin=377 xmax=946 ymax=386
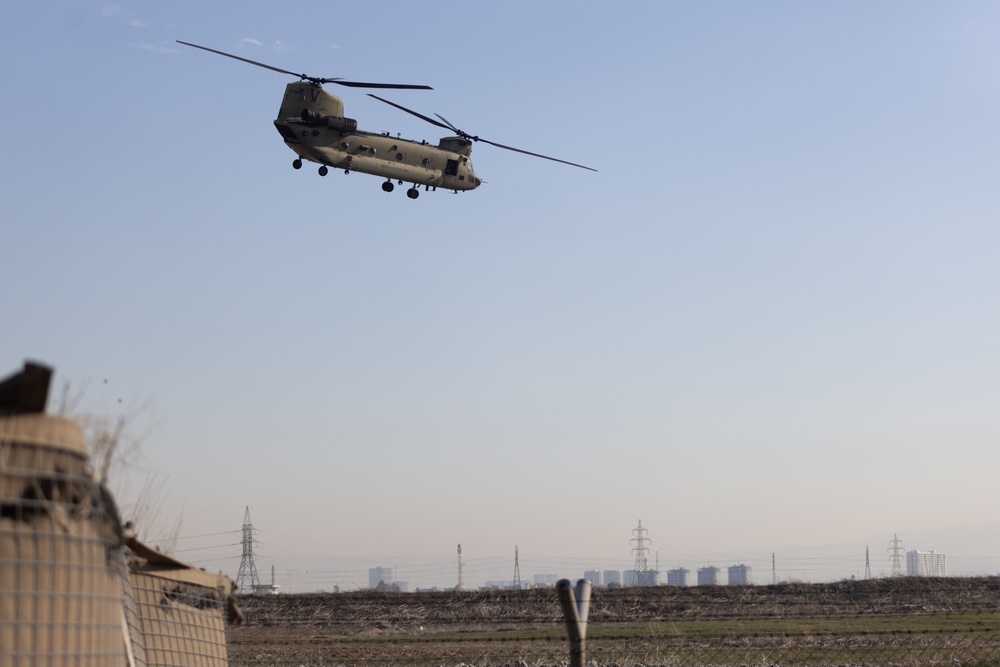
xmin=445 ymin=159 xmax=459 ymax=176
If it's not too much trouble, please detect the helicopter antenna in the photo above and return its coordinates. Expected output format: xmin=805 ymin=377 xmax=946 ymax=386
xmin=367 ymin=94 xmax=596 ymax=172
xmin=176 ymin=41 xmax=433 ymax=90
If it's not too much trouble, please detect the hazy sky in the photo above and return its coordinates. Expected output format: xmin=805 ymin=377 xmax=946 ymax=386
xmin=4 ymin=1 xmax=1000 ymax=591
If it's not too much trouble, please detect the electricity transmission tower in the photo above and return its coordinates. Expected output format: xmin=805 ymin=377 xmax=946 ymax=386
xmin=235 ymin=506 xmax=261 ymax=594
xmin=456 ymin=544 xmax=463 ymax=591
xmin=631 ymin=520 xmax=649 ymax=586
xmin=888 ymin=533 xmax=904 ymax=577
xmin=865 ymin=545 xmax=872 ymax=579
xmin=513 ymin=545 xmax=522 ymax=590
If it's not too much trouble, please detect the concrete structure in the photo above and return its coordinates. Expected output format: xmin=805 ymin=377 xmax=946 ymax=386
xmin=666 ymin=567 xmax=689 ymax=586
xmin=583 ymin=570 xmax=602 ymax=587
xmin=728 ymin=564 xmax=752 ymax=585
xmin=906 ymin=550 xmax=947 ymax=577
xmin=368 ymin=566 xmax=393 ymax=589
xmin=603 ymin=569 xmax=622 ymax=587
xmin=697 ymin=566 xmax=721 ymax=586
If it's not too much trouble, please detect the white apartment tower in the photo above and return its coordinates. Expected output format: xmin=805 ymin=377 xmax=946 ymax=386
xmin=666 ymin=568 xmax=689 ymax=586
xmin=728 ymin=564 xmax=752 ymax=585
xmin=368 ymin=566 xmax=393 ymax=589
xmin=906 ymin=550 xmax=947 ymax=577
xmin=697 ymin=566 xmax=721 ymax=586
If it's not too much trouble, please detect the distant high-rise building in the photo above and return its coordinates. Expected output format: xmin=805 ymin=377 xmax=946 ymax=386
xmin=603 ymin=570 xmax=622 ymax=587
xmin=727 ymin=564 xmax=752 ymax=585
xmin=583 ymin=570 xmax=602 ymax=587
xmin=368 ymin=566 xmax=393 ymax=589
xmin=906 ymin=550 xmax=946 ymax=577
xmin=697 ymin=566 xmax=721 ymax=586
xmin=666 ymin=568 xmax=689 ymax=586
xmin=533 ymin=573 xmax=560 ymax=587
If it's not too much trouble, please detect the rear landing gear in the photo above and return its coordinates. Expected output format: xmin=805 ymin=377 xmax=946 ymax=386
xmin=318 ymin=165 xmax=328 ymax=176
xmin=382 ymin=180 xmax=395 ymax=193
xmin=406 ymin=187 xmax=420 ymax=199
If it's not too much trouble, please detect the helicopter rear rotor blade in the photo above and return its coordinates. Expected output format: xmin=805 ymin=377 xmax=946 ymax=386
xmin=475 ymin=138 xmax=597 ymax=172
xmin=368 ymin=94 xmax=453 ymax=132
xmin=369 ymin=94 xmax=597 ymax=172
xmin=176 ymin=41 xmax=432 ymax=90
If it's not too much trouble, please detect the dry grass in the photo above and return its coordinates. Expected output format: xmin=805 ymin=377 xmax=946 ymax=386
xmin=229 ymin=577 xmax=1000 ymax=666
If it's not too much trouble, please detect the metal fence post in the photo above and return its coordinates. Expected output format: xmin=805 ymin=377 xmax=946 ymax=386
xmin=557 ymin=578 xmax=591 ymax=667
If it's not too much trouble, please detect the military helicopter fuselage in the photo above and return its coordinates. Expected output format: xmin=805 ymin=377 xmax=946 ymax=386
xmin=275 ymin=83 xmax=480 ymax=196
xmin=177 ymin=40 xmax=594 ymax=198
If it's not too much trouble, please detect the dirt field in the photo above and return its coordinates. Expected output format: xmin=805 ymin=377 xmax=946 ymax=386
xmin=229 ymin=577 xmax=1000 ymax=666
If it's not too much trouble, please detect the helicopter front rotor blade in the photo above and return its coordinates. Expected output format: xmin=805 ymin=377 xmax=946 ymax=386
xmin=177 ymin=41 xmax=432 ymax=90
xmin=176 ymin=41 xmax=308 ymax=80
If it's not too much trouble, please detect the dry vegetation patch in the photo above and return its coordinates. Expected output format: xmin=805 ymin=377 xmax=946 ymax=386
xmin=230 ymin=577 xmax=1000 ymax=666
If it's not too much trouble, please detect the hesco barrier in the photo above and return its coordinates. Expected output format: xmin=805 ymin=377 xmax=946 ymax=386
xmin=0 ymin=362 xmax=240 ymax=667
xmin=0 ymin=412 xmax=124 ymax=666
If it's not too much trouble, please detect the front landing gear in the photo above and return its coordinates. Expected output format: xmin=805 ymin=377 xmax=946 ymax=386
xmin=406 ymin=187 xmax=420 ymax=199
xmin=382 ymin=180 xmax=395 ymax=193
xmin=292 ymin=159 xmax=302 ymax=170
xmin=318 ymin=165 xmax=328 ymax=176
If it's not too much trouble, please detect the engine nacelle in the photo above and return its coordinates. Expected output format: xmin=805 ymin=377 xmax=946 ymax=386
xmin=437 ymin=136 xmax=473 ymax=157
xmin=301 ymin=109 xmax=358 ymax=134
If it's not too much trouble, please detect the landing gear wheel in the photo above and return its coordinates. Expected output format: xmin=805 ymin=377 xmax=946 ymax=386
xmin=292 ymin=159 xmax=302 ymax=170
xmin=406 ymin=187 xmax=420 ymax=199
xmin=318 ymin=165 xmax=328 ymax=176
xmin=382 ymin=181 xmax=395 ymax=193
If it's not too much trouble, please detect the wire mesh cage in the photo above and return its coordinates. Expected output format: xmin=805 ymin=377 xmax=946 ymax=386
xmin=1 ymin=362 xmax=240 ymax=667
xmin=126 ymin=556 xmax=234 ymax=667
xmin=0 ymin=413 xmax=125 ymax=667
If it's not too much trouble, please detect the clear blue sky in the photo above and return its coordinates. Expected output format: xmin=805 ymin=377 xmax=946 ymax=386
xmin=4 ymin=1 xmax=1000 ymax=591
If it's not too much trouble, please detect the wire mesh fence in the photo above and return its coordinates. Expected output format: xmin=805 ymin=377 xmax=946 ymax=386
xmin=126 ymin=571 xmax=230 ymax=667
xmin=227 ymin=583 xmax=1000 ymax=667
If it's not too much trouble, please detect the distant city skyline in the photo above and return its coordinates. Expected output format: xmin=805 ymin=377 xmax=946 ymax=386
xmin=203 ymin=515 xmax=1000 ymax=592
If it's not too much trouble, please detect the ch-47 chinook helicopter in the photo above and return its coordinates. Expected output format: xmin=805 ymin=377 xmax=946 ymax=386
xmin=177 ymin=41 xmax=596 ymax=199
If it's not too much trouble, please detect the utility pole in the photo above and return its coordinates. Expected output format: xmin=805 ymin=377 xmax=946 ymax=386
xmin=235 ymin=506 xmax=260 ymax=594
xmin=513 ymin=545 xmax=522 ymax=590
xmin=456 ymin=544 xmax=463 ymax=591
xmin=772 ymin=553 xmax=776 ymax=585
xmin=631 ymin=520 xmax=649 ymax=586
xmin=888 ymin=533 xmax=904 ymax=577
